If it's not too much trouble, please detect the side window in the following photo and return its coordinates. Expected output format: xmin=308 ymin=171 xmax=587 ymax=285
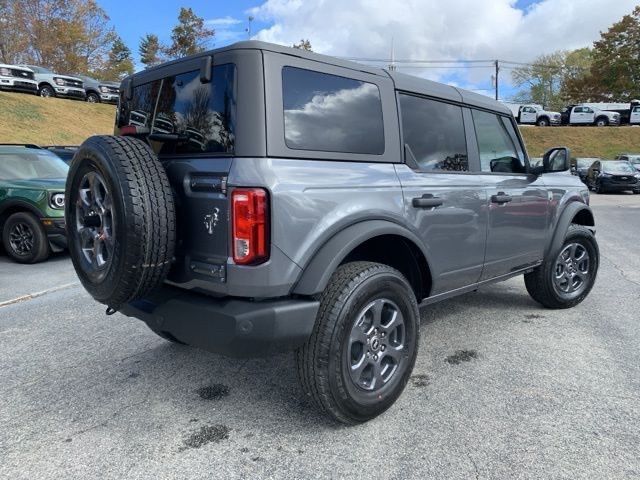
xmin=472 ymin=110 xmax=526 ymax=174
xmin=573 ymin=107 xmax=583 ymax=113
xmin=153 ymin=64 xmax=237 ymax=155
xmin=119 ymin=80 xmax=161 ymax=130
xmin=584 ymin=107 xmax=593 ymax=113
xmin=399 ymin=94 xmax=468 ymax=172
xmin=634 ymin=107 xmax=640 ymax=112
xmin=282 ymin=67 xmax=384 ymax=154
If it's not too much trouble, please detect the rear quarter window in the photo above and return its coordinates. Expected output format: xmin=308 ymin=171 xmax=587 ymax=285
xmin=282 ymin=66 xmax=384 ymax=155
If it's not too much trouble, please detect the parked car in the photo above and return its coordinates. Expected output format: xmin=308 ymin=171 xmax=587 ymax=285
xmin=614 ymin=154 xmax=640 ymax=172
xmin=571 ymin=158 xmax=599 ymax=184
xmin=561 ymin=105 xmax=620 ymax=126
xmin=515 ymin=104 xmax=561 ymax=126
xmin=585 ymin=160 xmax=640 ymax=194
xmin=20 ymin=65 xmax=86 ymax=100
xmin=0 ymin=145 xmax=68 ymax=263
xmin=65 ymin=41 xmax=599 ymax=424
xmin=0 ymin=64 xmax=38 ymax=95
xmin=74 ymin=75 xmax=119 ymax=104
xmin=44 ymin=145 xmax=78 ymax=164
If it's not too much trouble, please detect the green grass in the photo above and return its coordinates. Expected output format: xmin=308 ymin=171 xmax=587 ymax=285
xmin=520 ymin=126 xmax=640 ymax=159
xmin=0 ymin=91 xmax=114 ymax=145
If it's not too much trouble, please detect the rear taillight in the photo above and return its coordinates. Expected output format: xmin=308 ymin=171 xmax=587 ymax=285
xmin=232 ymin=188 xmax=269 ymax=265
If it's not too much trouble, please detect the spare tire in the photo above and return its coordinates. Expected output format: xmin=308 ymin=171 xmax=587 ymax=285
xmin=65 ymin=135 xmax=176 ymax=311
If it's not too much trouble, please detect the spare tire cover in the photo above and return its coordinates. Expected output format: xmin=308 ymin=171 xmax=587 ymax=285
xmin=65 ymin=135 xmax=176 ymax=310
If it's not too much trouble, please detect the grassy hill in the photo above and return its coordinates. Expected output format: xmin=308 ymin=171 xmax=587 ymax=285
xmin=1 ymin=90 xmax=639 ymax=159
xmin=0 ymin=91 xmax=114 ymax=145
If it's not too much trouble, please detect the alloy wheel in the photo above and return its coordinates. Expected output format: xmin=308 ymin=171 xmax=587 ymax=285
xmin=347 ymin=298 xmax=407 ymax=391
xmin=553 ymin=242 xmax=590 ymax=295
xmin=8 ymin=222 xmax=34 ymax=255
xmin=75 ymin=170 xmax=115 ymax=271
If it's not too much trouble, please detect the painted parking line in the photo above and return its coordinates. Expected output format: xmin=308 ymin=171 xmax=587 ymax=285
xmin=0 ymin=282 xmax=80 ymax=308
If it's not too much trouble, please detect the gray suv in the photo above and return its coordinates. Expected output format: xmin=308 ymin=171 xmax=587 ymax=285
xmin=65 ymin=41 xmax=599 ymax=424
xmin=22 ymin=65 xmax=85 ymax=100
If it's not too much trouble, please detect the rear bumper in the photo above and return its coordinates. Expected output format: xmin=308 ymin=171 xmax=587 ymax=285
xmin=121 ymin=286 xmax=319 ymax=357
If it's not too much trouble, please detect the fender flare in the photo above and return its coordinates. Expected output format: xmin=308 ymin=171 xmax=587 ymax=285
xmin=544 ymin=202 xmax=594 ymax=258
xmin=0 ymin=199 xmax=44 ymax=219
xmin=292 ymin=220 xmax=431 ymax=296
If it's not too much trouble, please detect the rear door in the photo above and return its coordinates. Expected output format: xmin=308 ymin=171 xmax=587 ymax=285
xmin=469 ymin=110 xmax=549 ymax=280
xmin=395 ymin=94 xmax=488 ymax=294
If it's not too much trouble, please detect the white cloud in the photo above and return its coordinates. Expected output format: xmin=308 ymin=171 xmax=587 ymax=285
xmin=249 ymin=0 xmax=638 ymax=94
xmin=206 ymin=16 xmax=243 ymax=26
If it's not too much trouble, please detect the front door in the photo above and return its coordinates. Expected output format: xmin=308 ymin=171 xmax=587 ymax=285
xmin=570 ymin=106 xmax=589 ymax=124
xmin=396 ymin=93 xmax=488 ymax=295
xmin=469 ymin=110 xmax=549 ymax=280
xmin=520 ymin=107 xmax=536 ymax=124
xmin=631 ymin=106 xmax=640 ymax=125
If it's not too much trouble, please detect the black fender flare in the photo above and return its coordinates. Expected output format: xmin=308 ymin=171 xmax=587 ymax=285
xmin=292 ymin=220 xmax=431 ymax=296
xmin=0 ymin=199 xmax=44 ymax=231
xmin=544 ymin=202 xmax=594 ymax=258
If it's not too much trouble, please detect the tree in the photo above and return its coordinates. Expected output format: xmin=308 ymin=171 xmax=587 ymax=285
xmin=577 ymin=6 xmax=640 ymax=101
xmin=0 ymin=0 xmax=28 ymax=64
xmin=139 ymin=33 xmax=162 ymax=68
xmin=100 ymin=36 xmax=134 ymax=80
xmin=165 ymin=7 xmax=214 ymax=59
xmin=10 ymin=0 xmax=116 ymax=73
xmin=511 ymin=52 xmax=566 ymax=110
xmin=559 ymin=48 xmax=593 ymax=103
xmin=293 ymin=39 xmax=312 ymax=51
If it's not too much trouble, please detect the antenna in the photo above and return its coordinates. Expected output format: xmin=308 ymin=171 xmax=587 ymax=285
xmin=388 ymin=37 xmax=396 ymax=71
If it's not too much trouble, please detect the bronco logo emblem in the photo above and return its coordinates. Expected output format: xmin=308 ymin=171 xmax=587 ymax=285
xmin=203 ymin=208 xmax=220 ymax=235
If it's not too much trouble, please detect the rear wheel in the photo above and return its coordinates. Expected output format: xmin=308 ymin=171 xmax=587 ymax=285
xmin=295 ymin=262 xmax=419 ymax=424
xmin=2 ymin=212 xmax=50 ymax=264
xmin=65 ymin=135 xmax=176 ymax=311
xmin=525 ymin=225 xmax=598 ymax=309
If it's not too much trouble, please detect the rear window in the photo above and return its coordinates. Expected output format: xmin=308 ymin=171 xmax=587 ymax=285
xmin=282 ymin=67 xmax=384 ymax=155
xmin=118 ymin=64 xmax=236 ymax=155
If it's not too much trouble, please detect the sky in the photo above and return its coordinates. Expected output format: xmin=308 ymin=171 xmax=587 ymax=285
xmin=98 ymin=0 xmax=638 ymax=100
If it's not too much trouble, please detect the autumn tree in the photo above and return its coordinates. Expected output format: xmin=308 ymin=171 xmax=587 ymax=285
xmin=293 ymin=39 xmax=312 ymax=51
xmin=11 ymin=0 xmax=116 ymax=74
xmin=165 ymin=7 xmax=214 ymax=59
xmin=572 ymin=6 xmax=640 ymax=101
xmin=100 ymin=36 xmax=134 ymax=80
xmin=0 ymin=0 xmax=28 ymax=63
xmin=511 ymin=52 xmax=566 ymax=109
xmin=139 ymin=34 xmax=163 ymax=68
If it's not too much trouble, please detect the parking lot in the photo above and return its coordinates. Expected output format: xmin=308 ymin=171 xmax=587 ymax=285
xmin=1 ymin=193 xmax=639 ymax=479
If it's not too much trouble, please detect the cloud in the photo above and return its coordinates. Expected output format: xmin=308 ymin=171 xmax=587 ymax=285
xmin=249 ymin=0 xmax=638 ymax=94
xmin=206 ymin=16 xmax=243 ymax=26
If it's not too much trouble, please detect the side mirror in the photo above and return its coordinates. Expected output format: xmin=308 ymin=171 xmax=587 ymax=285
xmin=543 ymin=147 xmax=571 ymax=173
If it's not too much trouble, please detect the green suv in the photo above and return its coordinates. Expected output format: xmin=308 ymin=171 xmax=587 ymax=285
xmin=0 ymin=145 xmax=68 ymax=263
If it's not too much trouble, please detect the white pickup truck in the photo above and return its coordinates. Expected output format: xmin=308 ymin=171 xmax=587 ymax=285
xmin=561 ymin=105 xmax=621 ymax=126
xmin=507 ymin=104 xmax=561 ymax=126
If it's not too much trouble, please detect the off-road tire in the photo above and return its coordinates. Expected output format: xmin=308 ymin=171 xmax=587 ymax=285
xmin=524 ymin=225 xmax=598 ymax=309
xmin=65 ymin=135 xmax=175 ymax=311
xmin=295 ymin=261 xmax=420 ymax=424
xmin=2 ymin=212 xmax=50 ymax=264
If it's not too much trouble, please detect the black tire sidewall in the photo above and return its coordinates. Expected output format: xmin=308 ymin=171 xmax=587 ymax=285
xmin=66 ymin=143 xmax=127 ymax=303
xmin=328 ymin=271 xmax=419 ymax=421
xmin=87 ymin=93 xmax=100 ymax=103
xmin=2 ymin=212 xmax=49 ymax=263
xmin=40 ymin=85 xmax=54 ymax=97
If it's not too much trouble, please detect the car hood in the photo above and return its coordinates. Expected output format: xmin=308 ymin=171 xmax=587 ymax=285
xmin=3 ymin=178 xmax=66 ymax=191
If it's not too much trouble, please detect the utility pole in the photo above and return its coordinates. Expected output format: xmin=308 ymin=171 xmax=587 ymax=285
xmin=494 ymin=60 xmax=499 ymax=101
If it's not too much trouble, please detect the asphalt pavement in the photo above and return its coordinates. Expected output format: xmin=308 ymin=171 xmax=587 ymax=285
xmin=1 ymin=193 xmax=639 ymax=479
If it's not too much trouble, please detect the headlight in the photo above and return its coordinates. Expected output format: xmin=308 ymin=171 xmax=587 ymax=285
xmin=50 ymin=192 xmax=65 ymax=209
xmin=100 ymin=86 xmax=108 ymax=93
xmin=54 ymin=77 xmax=64 ymax=86
xmin=0 ymin=67 xmax=10 ymax=76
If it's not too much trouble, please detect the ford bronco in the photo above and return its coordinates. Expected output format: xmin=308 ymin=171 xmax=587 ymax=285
xmin=65 ymin=41 xmax=599 ymax=424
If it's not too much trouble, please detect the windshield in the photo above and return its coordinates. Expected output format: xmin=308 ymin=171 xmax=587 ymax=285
xmin=603 ymin=161 xmax=636 ymax=174
xmin=626 ymin=155 xmax=640 ymax=164
xmin=0 ymin=150 xmax=69 ymax=180
xmin=577 ymin=158 xmax=597 ymax=168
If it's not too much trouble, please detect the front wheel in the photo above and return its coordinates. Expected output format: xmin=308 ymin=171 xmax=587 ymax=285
xmin=295 ymin=262 xmax=420 ymax=424
xmin=39 ymin=85 xmax=55 ymax=98
xmin=2 ymin=212 xmax=50 ymax=264
xmin=86 ymin=92 xmax=100 ymax=103
xmin=537 ymin=118 xmax=549 ymax=127
xmin=525 ymin=225 xmax=599 ymax=309
xmin=595 ymin=117 xmax=608 ymax=127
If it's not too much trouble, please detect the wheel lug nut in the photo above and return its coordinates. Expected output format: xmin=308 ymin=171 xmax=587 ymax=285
xmin=373 ymin=355 xmax=378 ymax=361
xmin=381 ymin=345 xmax=385 ymax=351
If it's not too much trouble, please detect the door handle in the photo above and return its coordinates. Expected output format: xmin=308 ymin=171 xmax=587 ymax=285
xmin=491 ymin=192 xmax=512 ymax=204
xmin=412 ymin=194 xmax=443 ymax=209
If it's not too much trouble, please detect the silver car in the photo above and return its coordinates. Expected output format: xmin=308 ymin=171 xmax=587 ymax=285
xmin=21 ymin=65 xmax=86 ymax=100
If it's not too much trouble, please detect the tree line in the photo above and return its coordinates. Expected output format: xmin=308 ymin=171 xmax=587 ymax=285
xmin=0 ymin=1 xmax=215 ymax=81
xmin=511 ymin=6 xmax=640 ymax=109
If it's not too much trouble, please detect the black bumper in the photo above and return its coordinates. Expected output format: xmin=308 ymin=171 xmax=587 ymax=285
xmin=0 ymin=83 xmax=38 ymax=94
xmin=600 ymin=180 xmax=639 ymax=192
xmin=42 ymin=218 xmax=67 ymax=252
xmin=121 ymin=286 xmax=319 ymax=357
